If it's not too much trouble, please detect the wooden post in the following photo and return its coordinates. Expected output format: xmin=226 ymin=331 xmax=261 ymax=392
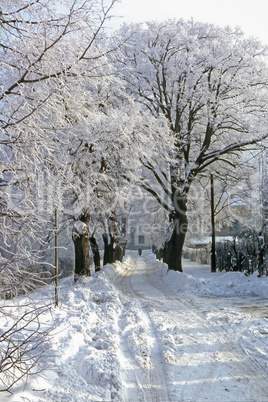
xmin=55 ymin=208 xmax=59 ymax=306
xmin=210 ymin=173 xmax=216 ymax=273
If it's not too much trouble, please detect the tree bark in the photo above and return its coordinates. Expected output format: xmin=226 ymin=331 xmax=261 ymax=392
xmin=72 ymin=214 xmax=90 ymax=279
xmin=166 ymin=215 xmax=187 ymax=272
xmin=103 ymin=233 xmax=124 ymax=265
xmin=90 ymin=235 xmax=101 ymax=272
xmin=103 ymin=233 xmax=114 ymax=266
xmin=121 ymin=216 xmax=127 ymax=257
xmin=166 ymin=193 xmax=188 ymax=272
xmin=114 ymin=244 xmax=124 ymax=262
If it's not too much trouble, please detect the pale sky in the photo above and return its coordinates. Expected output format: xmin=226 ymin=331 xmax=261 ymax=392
xmin=110 ymin=0 xmax=268 ymax=44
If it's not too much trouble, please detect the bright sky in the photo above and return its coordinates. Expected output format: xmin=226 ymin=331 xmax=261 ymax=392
xmin=111 ymin=0 xmax=268 ymax=44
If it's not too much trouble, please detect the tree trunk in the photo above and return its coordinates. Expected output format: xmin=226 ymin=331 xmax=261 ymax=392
xmin=72 ymin=214 xmax=90 ymax=279
xmin=103 ymin=233 xmax=115 ymax=265
xmin=103 ymin=233 xmax=124 ymax=265
xmin=166 ymin=193 xmax=188 ymax=272
xmin=90 ymin=235 xmax=101 ymax=272
xmin=121 ymin=216 xmax=127 ymax=257
xmin=166 ymin=218 xmax=187 ymax=272
xmin=114 ymin=244 xmax=124 ymax=262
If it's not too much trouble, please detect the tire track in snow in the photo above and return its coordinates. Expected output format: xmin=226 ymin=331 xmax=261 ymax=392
xmin=122 ymin=254 xmax=267 ymax=400
xmin=114 ymin=258 xmax=170 ymax=402
xmin=138 ymin=256 xmax=268 ymax=401
xmin=111 ymin=254 xmax=268 ymax=401
xmin=173 ymin=295 xmax=268 ymax=400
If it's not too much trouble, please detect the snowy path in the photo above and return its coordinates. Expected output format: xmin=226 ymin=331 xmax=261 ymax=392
xmin=4 ymin=250 xmax=268 ymax=401
xmin=109 ymin=253 xmax=268 ymax=402
xmin=114 ymin=257 xmax=170 ymax=401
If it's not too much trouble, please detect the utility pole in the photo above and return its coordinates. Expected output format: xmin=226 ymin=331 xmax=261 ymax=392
xmin=210 ymin=173 xmax=216 ymax=272
xmin=55 ymin=208 xmax=59 ymax=306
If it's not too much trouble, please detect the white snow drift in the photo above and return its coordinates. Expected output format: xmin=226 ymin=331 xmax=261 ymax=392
xmin=2 ymin=251 xmax=268 ymax=401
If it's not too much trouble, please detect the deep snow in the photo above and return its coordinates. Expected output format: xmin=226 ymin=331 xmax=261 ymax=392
xmin=2 ymin=250 xmax=268 ymax=401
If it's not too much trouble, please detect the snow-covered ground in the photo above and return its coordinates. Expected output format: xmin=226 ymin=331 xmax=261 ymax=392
xmin=2 ymin=250 xmax=268 ymax=401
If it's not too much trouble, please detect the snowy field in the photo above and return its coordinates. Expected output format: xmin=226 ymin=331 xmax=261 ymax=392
xmin=2 ymin=250 xmax=268 ymax=401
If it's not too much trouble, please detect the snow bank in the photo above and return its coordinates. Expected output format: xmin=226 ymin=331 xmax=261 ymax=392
xmin=2 ymin=251 xmax=268 ymax=401
xmin=153 ymin=256 xmax=268 ymax=298
xmin=3 ymin=272 xmax=126 ymax=401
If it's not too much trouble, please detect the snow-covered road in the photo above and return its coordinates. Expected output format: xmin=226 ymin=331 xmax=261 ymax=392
xmin=109 ymin=253 xmax=268 ymax=401
xmin=112 ymin=256 xmax=170 ymax=402
xmin=4 ymin=251 xmax=268 ymax=401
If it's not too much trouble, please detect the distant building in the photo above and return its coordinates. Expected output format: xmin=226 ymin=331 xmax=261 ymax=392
xmin=127 ymin=224 xmax=151 ymax=249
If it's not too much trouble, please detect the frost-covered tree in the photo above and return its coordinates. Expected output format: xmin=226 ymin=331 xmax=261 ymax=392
xmin=0 ymin=0 xmax=118 ymax=292
xmin=0 ymin=0 xmax=120 ymax=391
xmin=63 ymin=71 xmax=170 ymax=273
xmin=116 ymin=20 xmax=268 ymax=271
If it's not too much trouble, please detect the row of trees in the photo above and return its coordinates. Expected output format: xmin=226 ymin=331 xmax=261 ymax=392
xmin=1 ymin=1 xmax=268 ymax=288
xmin=1 ymin=0 xmax=124 ymax=391
xmin=116 ymin=21 xmax=268 ymax=271
xmin=2 ymin=0 xmax=268 ymax=392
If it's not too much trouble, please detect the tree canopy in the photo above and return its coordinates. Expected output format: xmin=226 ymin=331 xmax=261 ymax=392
xmin=115 ymin=19 xmax=268 ymax=270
